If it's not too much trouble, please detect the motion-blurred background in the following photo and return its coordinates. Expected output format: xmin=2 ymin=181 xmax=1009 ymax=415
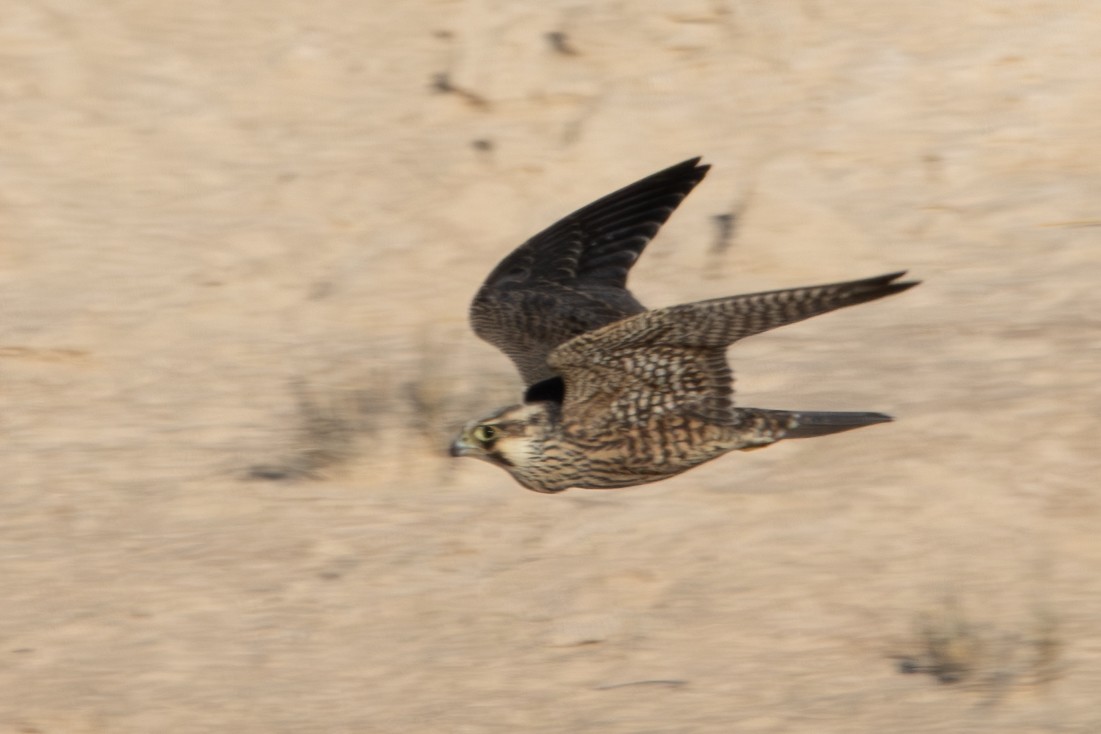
xmin=2 ymin=1 xmax=1098 ymax=731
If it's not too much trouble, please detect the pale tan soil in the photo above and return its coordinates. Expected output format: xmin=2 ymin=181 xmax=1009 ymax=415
xmin=2 ymin=1 xmax=1099 ymax=732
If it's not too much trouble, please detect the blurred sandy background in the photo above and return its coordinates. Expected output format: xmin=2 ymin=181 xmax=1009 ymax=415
xmin=2 ymin=1 xmax=1099 ymax=732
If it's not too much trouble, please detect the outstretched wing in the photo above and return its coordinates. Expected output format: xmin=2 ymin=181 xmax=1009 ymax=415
xmin=470 ymin=158 xmax=710 ymax=385
xmin=547 ymin=272 xmax=918 ymax=429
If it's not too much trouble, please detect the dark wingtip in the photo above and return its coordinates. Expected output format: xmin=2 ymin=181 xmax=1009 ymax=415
xmin=674 ymin=156 xmax=704 ymax=168
xmin=662 ymin=157 xmax=710 ymax=183
xmin=879 ymin=270 xmax=922 ymax=293
xmin=844 ymin=271 xmax=920 ymax=304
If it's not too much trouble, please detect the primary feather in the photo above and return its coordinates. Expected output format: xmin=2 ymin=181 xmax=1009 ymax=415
xmin=470 ymin=158 xmax=709 ymax=385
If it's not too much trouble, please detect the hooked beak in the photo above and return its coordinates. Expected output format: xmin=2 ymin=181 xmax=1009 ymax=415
xmin=449 ymin=436 xmax=474 ymax=457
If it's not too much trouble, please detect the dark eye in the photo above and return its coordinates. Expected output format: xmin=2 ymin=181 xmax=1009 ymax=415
xmin=473 ymin=425 xmax=497 ymax=443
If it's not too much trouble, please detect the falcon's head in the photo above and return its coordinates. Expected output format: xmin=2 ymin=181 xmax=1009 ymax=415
xmin=450 ymin=402 xmax=571 ymax=493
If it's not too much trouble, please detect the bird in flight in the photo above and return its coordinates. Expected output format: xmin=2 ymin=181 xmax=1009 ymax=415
xmin=450 ymin=158 xmax=918 ymax=493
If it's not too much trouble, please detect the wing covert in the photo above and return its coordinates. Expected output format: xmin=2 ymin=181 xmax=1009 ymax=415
xmin=547 ymin=272 xmax=919 ymax=427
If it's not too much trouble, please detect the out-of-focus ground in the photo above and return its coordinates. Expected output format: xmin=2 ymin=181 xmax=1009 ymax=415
xmin=2 ymin=1 xmax=1099 ymax=731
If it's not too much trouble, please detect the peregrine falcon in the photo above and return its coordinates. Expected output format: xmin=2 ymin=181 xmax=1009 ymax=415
xmin=450 ymin=158 xmax=918 ymax=493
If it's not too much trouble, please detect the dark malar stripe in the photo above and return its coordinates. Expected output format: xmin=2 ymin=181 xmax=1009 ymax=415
xmin=488 ymin=449 xmax=514 ymax=467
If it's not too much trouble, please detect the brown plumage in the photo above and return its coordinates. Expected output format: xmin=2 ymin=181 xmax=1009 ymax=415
xmin=451 ymin=159 xmax=919 ymax=493
xmin=469 ymin=158 xmax=708 ymax=385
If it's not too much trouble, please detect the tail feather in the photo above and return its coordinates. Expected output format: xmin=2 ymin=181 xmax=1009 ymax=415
xmin=758 ymin=409 xmax=894 ymax=439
